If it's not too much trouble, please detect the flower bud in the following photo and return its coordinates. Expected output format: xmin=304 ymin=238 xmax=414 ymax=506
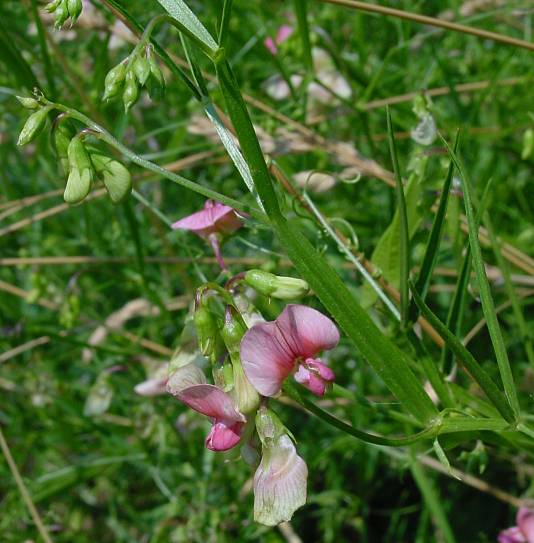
xmin=52 ymin=118 xmax=74 ymax=174
xmin=103 ymin=61 xmax=126 ymax=101
xmin=91 ymin=153 xmax=132 ymax=204
xmin=64 ymin=136 xmax=94 ymax=204
xmin=66 ymin=0 xmax=82 ymax=23
xmin=54 ymin=1 xmax=69 ymax=28
xmin=122 ymin=70 xmax=139 ymax=113
xmin=221 ymin=306 xmax=246 ymax=355
xmin=213 ymin=359 xmax=234 ymax=392
xmin=84 ymin=372 xmax=113 ymax=417
xmin=231 ymin=358 xmax=259 ymax=415
xmin=244 ymin=269 xmax=309 ymax=300
xmin=133 ymin=54 xmax=151 ymax=87
xmin=147 ymin=49 xmax=165 ymax=99
xmin=45 ymin=0 xmax=62 ymax=12
xmin=17 ymin=106 xmax=51 ymax=146
xmin=194 ymin=302 xmax=224 ymax=363
xmin=16 ymin=96 xmax=39 ymax=109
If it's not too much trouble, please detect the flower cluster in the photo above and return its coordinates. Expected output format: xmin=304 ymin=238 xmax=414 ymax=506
xmin=45 ymin=0 xmax=82 ymax=28
xmin=136 ymin=202 xmax=340 ymax=525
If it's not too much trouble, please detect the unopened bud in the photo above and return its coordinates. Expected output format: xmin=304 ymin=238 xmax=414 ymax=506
xmin=66 ymin=0 xmax=82 ymax=23
xmin=91 ymin=153 xmax=132 ymax=203
xmin=52 ymin=117 xmax=75 ymax=174
xmin=213 ymin=359 xmax=234 ymax=392
xmin=103 ymin=61 xmax=126 ymax=101
xmin=17 ymin=106 xmax=51 ymax=146
xmin=45 ymin=0 xmax=62 ymax=12
xmin=64 ymin=136 xmax=94 ymax=204
xmin=194 ymin=302 xmax=224 ymax=363
xmin=133 ymin=54 xmax=151 ymax=87
xmin=231 ymin=359 xmax=259 ymax=415
xmin=16 ymin=96 xmax=39 ymax=109
xmin=244 ymin=269 xmax=309 ymax=300
xmin=147 ymin=48 xmax=165 ymax=99
xmin=221 ymin=306 xmax=246 ymax=355
xmin=54 ymin=1 xmax=69 ymax=28
xmin=123 ymin=70 xmax=139 ymax=113
xmin=255 ymin=406 xmax=286 ymax=443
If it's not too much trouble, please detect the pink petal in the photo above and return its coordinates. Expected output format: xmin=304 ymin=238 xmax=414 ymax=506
xmin=253 ymin=434 xmax=308 ymax=526
xmin=241 ymin=321 xmax=296 ymax=396
xmin=293 ymin=366 xmax=326 ymax=396
xmin=276 ymin=25 xmax=293 ymax=44
xmin=264 ymin=37 xmax=278 ymax=55
xmin=177 ymin=384 xmax=245 ymax=423
xmin=134 ymin=376 xmax=168 ymax=396
xmin=304 ymin=358 xmax=335 ymax=382
xmin=276 ymin=304 xmax=340 ymax=359
xmin=171 ymin=200 xmax=242 ymax=237
xmin=499 ymin=527 xmax=526 ymax=543
xmin=166 ymin=363 xmax=206 ymax=396
xmin=518 ymin=508 xmax=534 ymax=542
xmin=205 ymin=420 xmax=244 ymax=451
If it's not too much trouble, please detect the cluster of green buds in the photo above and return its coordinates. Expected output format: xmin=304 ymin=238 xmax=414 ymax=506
xmin=16 ymin=98 xmax=132 ymax=205
xmin=103 ymin=45 xmax=165 ymax=112
xmin=45 ymin=0 xmax=82 ymax=28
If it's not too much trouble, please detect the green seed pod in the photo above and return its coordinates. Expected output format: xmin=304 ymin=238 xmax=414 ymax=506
xmin=122 ymin=70 xmax=139 ymax=113
xmin=17 ymin=106 xmax=51 ymax=146
xmin=102 ymin=61 xmax=126 ymax=101
xmin=132 ymin=54 xmax=150 ymax=87
xmin=66 ymin=0 xmax=82 ymax=23
xmin=64 ymin=166 xmax=92 ymax=204
xmin=54 ymin=1 xmax=69 ymax=28
xmin=16 ymin=96 xmax=39 ymax=109
xmin=92 ymin=153 xmax=132 ymax=204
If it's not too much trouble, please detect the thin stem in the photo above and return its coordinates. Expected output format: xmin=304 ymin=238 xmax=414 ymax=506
xmin=319 ymin=0 xmax=534 ymax=52
xmin=0 ymin=428 xmax=53 ymax=543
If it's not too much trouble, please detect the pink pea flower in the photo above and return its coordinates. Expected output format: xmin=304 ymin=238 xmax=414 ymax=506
xmin=134 ymin=363 xmax=168 ymax=396
xmin=264 ymin=25 xmax=293 ymax=55
xmin=499 ymin=507 xmax=534 ymax=543
xmin=172 ymin=200 xmax=243 ymax=270
xmin=240 ymin=304 xmax=339 ymax=397
xmin=167 ymin=366 xmax=246 ymax=452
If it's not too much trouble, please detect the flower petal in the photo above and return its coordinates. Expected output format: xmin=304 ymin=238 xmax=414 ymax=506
xmin=205 ymin=420 xmax=244 ymax=451
xmin=499 ymin=527 xmax=526 ymax=543
xmin=134 ymin=376 xmax=168 ymax=396
xmin=176 ymin=384 xmax=245 ymax=423
xmin=241 ymin=321 xmax=296 ymax=396
xmin=166 ymin=363 xmax=206 ymax=396
xmin=253 ymin=434 xmax=307 ymax=526
xmin=276 ymin=304 xmax=340 ymax=360
xmin=518 ymin=508 xmax=534 ymax=543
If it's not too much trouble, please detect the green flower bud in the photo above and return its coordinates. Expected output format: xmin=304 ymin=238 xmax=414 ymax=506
xmin=91 ymin=154 xmax=132 ymax=204
xmin=45 ymin=0 xmax=62 ymax=12
xmin=54 ymin=1 xmax=69 ymax=28
xmin=147 ymin=49 xmax=165 ymax=99
xmin=17 ymin=106 xmax=51 ymax=146
xmin=122 ymin=70 xmax=139 ymax=113
xmin=66 ymin=0 xmax=82 ymax=23
xmin=64 ymin=136 xmax=94 ymax=204
xmin=255 ymin=406 xmax=287 ymax=444
xmin=244 ymin=269 xmax=310 ymax=300
xmin=213 ymin=359 xmax=234 ymax=392
xmin=132 ymin=54 xmax=150 ymax=87
xmin=221 ymin=306 xmax=246 ymax=355
xmin=193 ymin=302 xmax=224 ymax=363
xmin=84 ymin=372 xmax=113 ymax=417
xmin=231 ymin=358 xmax=259 ymax=415
xmin=16 ymin=96 xmax=39 ymax=109
xmin=52 ymin=117 xmax=75 ymax=174
xmin=103 ymin=61 xmax=126 ymax=101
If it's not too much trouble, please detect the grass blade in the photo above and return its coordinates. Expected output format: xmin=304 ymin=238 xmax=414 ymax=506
xmin=293 ymin=0 xmax=313 ymax=74
xmin=386 ymin=106 xmax=410 ymax=326
xmin=440 ymin=136 xmax=520 ymax=418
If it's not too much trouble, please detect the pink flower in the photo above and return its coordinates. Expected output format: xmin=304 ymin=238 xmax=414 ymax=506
xmin=134 ymin=363 xmax=168 ymax=396
xmin=264 ymin=25 xmax=293 ymax=55
xmin=499 ymin=507 xmax=534 ymax=543
xmin=172 ymin=200 xmax=243 ymax=270
xmin=240 ymin=304 xmax=339 ymax=397
xmin=167 ymin=363 xmax=246 ymax=452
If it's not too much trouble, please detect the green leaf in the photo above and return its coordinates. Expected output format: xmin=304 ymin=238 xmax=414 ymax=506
xmin=387 ymin=107 xmax=410 ymax=325
xmin=293 ymin=0 xmax=313 ymax=73
xmin=440 ymin=136 xmax=520 ymax=418
xmin=156 ymin=0 xmax=218 ymax=55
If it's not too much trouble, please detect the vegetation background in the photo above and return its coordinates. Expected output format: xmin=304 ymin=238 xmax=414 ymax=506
xmin=0 ymin=0 xmax=533 ymax=541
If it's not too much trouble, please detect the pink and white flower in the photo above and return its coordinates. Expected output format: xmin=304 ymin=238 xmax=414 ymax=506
xmin=172 ymin=200 xmax=243 ymax=270
xmin=167 ymin=365 xmax=246 ymax=452
xmin=499 ymin=507 xmax=534 ymax=543
xmin=240 ymin=304 xmax=339 ymax=397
